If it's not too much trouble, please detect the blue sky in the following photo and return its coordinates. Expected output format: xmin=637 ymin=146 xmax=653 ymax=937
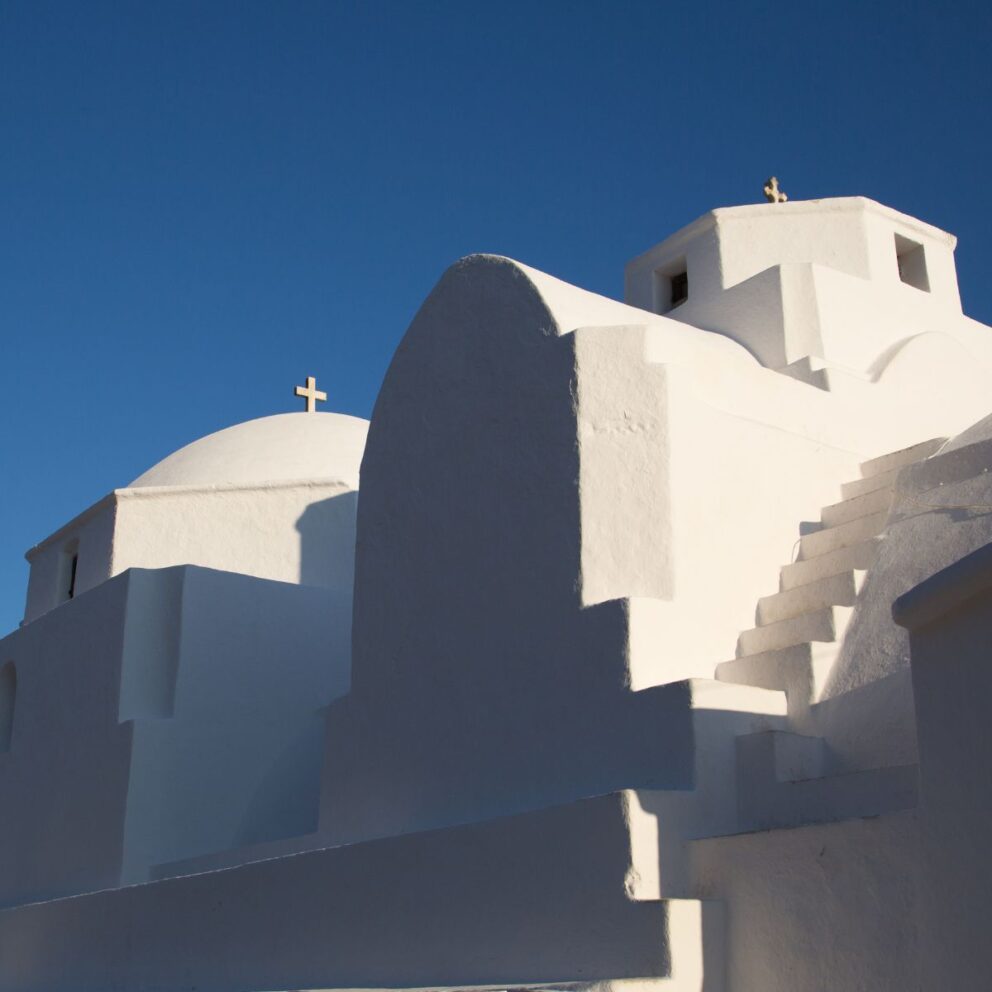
xmin=1 ymin=0 xmax=990 ymax=632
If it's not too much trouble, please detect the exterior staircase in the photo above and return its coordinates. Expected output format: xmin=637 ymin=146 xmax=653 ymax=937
xmin=716 ymin=437 xmax=946 ymax=720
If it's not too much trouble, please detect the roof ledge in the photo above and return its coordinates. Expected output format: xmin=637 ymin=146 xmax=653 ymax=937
xmin=893 ymin=541 xmax=992 ymax=631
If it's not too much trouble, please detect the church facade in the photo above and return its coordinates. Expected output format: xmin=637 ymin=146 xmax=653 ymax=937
xmin=2 ymin=196 xmax=992 ymax=990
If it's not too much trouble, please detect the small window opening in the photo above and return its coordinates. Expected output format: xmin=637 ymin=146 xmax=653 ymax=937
xmin=895 ymin=234 xmax=930 ymax=292
xmin=0 ymin=662 xmax=15 ymax=753
xmin=654 ymin=261 xmax=689 ymax=313
xmin=58 ymin=540 xmax=79 ymax=603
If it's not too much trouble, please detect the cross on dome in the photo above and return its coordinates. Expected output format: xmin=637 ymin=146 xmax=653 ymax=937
xmin=294 ymin=375 xmax=327 ymax=413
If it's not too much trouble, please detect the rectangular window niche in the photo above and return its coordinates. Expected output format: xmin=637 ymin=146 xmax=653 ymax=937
xmin=58 ymin=539 xmax=79 ymax=604
xmin=895 ymin=234 xmax=930 ymax=292
xmin=653 ymin=260 xmax=689 ymax=313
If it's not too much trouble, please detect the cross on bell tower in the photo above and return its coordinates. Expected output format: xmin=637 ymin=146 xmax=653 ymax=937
xmin=294 ymin=375 xmax=327 ymax=413
xmin=763 ymin=176 xmax=788 ymax=203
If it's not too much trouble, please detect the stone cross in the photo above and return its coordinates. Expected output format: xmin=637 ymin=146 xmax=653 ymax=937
xmin=294 ymin=375 xmax=327 ymax=413
xmin=764 ymin=177 xmax=788 ymax=203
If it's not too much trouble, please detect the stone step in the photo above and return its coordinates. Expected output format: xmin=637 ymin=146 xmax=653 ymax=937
xmin=757 ymin=570 xmax=865 ymax=625
xmin=737 ymin=605 xmax=852 ymax=658
xmin=736 ymin=731 xmax=919 ymax=833
xmin=737 ymin=729 xmax=827 ymax=784
xmin=781 ymin=536 xmax=882 ymax=590
xmin=821 ymin=485 xmax=893 ymax=528
xmin=717 ymin=641 xmax=838 ymax=711
xmin=718 ymin=642 xmax=814 ymax=692
xmin=798 ymin=510 xmax=888 ymax=560
xmin=682 ymin=677 xmax=788 ymax=717
xmin=840 ymin=465 xmax=900 ymax=501
xmin=859 ymin=437 xmax=945 ymax=479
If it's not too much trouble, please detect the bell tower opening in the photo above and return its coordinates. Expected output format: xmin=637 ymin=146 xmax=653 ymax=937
xmin=58 ymin=540 xmax=79 ymax=603
xmin=895 ymin=233 xmax=930 ymax=292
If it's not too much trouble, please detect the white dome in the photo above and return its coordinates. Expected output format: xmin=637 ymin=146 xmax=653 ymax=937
xmin=129 ymin=413 xmax=369 ymax=489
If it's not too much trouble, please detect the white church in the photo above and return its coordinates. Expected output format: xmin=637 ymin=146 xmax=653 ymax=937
xmin=2 ymin=193 xmax=992 ymax=991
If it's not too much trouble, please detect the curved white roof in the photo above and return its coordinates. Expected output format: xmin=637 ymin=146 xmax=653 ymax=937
xmin=129 ymin=412 xmax=369 ymax=489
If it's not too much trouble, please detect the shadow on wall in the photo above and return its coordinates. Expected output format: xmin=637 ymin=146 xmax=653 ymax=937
xmin=236 ymin=709 xmax=326 ymax=849
xmin=0 ymin=662 xmax=14 ymax=752
xmin=296 ymin=491 xmax=360 ymax=590
xmin=321 ymin=256 xmax=645 ymax=844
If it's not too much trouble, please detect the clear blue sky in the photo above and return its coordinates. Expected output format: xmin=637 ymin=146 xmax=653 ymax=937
xmin=1 ymin=0 xmax=990 ymax=633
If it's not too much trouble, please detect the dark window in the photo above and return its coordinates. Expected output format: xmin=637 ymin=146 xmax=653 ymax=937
xmin=58 ymin=540 xmax=79 ymax=604
xmin=895 ymin=234 xmax=930 ymax=292
xmin=670 ymin=270 xmax=689 ymax=308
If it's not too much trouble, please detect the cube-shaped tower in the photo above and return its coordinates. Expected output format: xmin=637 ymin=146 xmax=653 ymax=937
xmin=625 ymin=197 xmax=966 ymax=379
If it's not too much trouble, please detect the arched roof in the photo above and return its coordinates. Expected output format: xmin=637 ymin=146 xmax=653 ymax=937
xmin=129 ymin=413 xmax=369 ymax=490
